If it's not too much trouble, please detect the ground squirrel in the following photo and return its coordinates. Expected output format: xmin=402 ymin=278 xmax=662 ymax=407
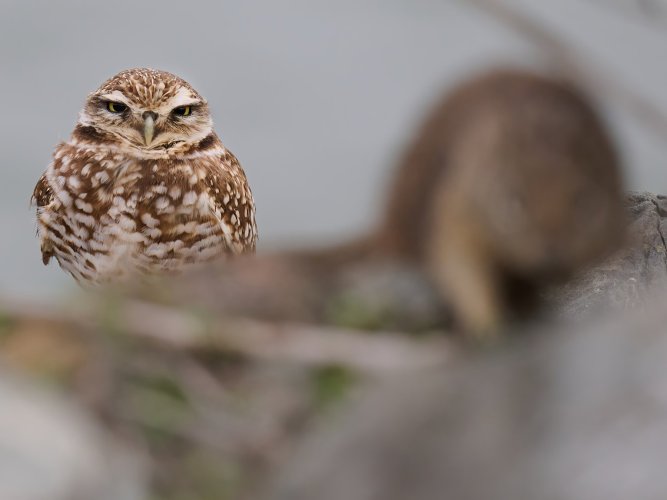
xmin=377 ymin=69 xmax=625 ymax=335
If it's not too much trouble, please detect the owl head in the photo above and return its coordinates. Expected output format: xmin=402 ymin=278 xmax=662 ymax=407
xmin=78 ymin=68 xmax=213 ymax=156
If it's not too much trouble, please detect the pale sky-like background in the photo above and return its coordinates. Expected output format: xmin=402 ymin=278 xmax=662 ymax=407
xmin=2 ymin=0 xmax=667 ymax=299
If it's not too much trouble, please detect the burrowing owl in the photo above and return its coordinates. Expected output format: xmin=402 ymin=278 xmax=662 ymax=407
xmin=32 ymin=68 xmax=257 ymax=285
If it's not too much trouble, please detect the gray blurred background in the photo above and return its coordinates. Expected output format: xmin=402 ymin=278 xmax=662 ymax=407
xmin=2 ymin=0 xmax=667 ymax=300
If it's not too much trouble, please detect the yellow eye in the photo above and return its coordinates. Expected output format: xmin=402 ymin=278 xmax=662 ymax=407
xmin=173 ymin=105 xmax=191 ymax=117
xmin=106 ymin=101 xmax=127 ymax=113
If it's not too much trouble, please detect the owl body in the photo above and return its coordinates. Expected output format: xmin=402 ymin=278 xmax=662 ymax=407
xmin=33 ymin=69 xmax=257 ymax=285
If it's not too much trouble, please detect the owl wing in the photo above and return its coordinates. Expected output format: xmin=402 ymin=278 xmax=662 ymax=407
xmin=204 ymin=151 xmax=258 ymax=255
xmin=32 ymin=173 xmax=54 ymax=208
xmin=31 ymin=173 xmax=57 ymax=265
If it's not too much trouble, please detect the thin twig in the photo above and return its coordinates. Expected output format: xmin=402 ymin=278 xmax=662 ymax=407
xmin=462 ymin=0 xmax=667 ymax=142
xmin=582 ymin=0 xmax=667 ymax=26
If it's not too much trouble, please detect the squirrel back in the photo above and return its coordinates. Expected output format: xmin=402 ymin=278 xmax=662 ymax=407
xmin=376 ymin=69 xmax=624 ymax=267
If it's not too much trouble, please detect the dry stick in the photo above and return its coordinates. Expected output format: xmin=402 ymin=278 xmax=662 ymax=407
xmin=582 ymin=0 xmax=667 ymax=25
xmin=463 ymin=0 xmax=667 ymax=142
xmin=2 ymin=298 xmax=452 ymax=374
xmin=117 ymin=301 xmax=452 ymax=373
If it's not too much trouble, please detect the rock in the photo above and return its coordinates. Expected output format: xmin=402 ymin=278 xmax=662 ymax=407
xmin=0 ymin=369 xmax=147 ymax=500
xmin=260 ymin=300 xmax=667 ymax=500
xmin=549 ymin=191 xmax=667 ymax=318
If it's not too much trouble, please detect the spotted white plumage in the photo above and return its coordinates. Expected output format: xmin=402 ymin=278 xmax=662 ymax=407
xmin=33 ymin=68 xmax=257 ymax=285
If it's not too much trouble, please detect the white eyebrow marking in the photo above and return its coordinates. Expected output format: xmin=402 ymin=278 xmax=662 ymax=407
xmin=159 ymin=87 xmax=202 ymax=112
xmin=97 ymin=90 xmax=131 ymax=104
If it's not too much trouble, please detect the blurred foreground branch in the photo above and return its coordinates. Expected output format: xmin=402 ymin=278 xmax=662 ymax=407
xmin=3 ymin=298 xmax=451 ymax=374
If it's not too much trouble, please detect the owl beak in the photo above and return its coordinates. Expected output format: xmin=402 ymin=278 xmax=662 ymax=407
xmin=143 ymin=113 xmax=156 ymax=145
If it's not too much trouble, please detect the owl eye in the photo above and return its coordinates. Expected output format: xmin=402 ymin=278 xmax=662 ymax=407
xmin=106 ymin=101 xmax=127 ymax=114
xmin=172 ymin=105 xmax=192 ymax=117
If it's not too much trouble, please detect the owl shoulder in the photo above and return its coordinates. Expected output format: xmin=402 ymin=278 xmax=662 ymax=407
xmin=202 ymin=149 xmax=257 ymax=252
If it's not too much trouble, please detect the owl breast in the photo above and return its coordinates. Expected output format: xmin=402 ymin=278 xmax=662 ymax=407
xmin=35 ymin=143 xmax=256 ymax=285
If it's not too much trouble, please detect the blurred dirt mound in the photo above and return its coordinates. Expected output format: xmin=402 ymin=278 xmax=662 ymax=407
xmin=260 ymin=300 xmax=667 ymax=500
xmin=0 ymin=369 xmax=146 ymax=500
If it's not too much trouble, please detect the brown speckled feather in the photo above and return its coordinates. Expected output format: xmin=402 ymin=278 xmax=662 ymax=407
xmin=32 ymin=68 xmax=257 ymax=285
